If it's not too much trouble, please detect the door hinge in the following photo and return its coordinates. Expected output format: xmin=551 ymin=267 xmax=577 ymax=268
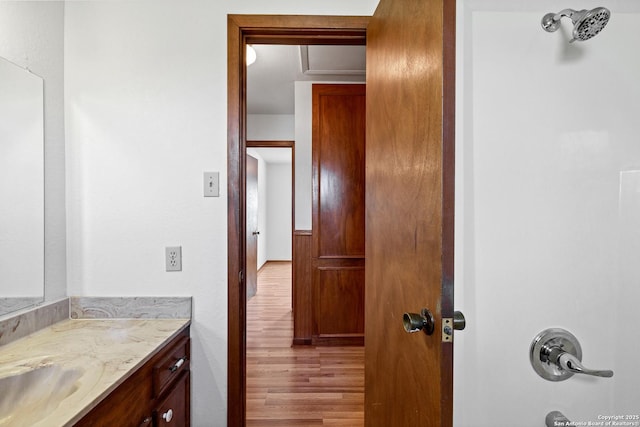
xmin=239 ymin=270 xmax=244 ymax=284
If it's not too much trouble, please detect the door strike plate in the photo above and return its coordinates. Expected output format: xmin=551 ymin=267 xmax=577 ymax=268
xmin=442 ymin=318 xmax=453 ymax=343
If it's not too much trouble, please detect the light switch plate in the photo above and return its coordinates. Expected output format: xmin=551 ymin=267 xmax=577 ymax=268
xmin=204 ymin=172 xmax=219 ymax=197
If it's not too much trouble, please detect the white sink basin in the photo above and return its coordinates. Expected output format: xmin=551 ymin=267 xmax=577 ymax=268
xmin=0 ymin=356 xmax=102 ymax=426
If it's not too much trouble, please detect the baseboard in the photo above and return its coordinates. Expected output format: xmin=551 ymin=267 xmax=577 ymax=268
xmin=292 ymin=337 xmax=312 ymax=345
xmin=312 ymin=334 xmax=364 ymax=346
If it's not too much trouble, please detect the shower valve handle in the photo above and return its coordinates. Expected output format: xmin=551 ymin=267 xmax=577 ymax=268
xmin=530 ymin=328 xmax=614 ymax=381
xmin=547 ymin=347 xmax=614 ymax=378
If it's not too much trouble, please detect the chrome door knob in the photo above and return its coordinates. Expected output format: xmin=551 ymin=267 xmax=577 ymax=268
xmin=403 ymin=308 xmax=435 ymax=335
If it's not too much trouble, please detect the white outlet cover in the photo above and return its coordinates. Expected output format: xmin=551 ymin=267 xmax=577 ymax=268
xmin=165 ymin=246 xmax=182 ymax=272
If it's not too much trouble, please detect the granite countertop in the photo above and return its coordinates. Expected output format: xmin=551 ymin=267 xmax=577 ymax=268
xmin=0 ymin=318 xmax=190 ymax=427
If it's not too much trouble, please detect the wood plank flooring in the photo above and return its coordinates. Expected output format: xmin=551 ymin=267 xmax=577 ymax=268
xmin=246 ymin=261 xmax=365 ymax=426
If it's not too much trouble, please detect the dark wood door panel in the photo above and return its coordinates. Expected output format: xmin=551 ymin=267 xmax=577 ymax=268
xmin=313 ymin=84 xmax=366 ymax=259
xmin=313 ymin=264 xmax=365 ymax=339
xmin=311 ymin=83 xmax=366 ymax=346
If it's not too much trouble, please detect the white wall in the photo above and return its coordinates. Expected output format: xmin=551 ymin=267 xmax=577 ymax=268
xmin=247 ymin=116 xmax=294 ymax=268
xmin=0 ymin=1 xmax=66 ymax=302
xmin=266 ymin=163 xmax=292 ymax=260
xmin=63 ymin=1 xmax=377 ymax=426
xmin=454 ymin=1 xmax=640 ymax=425
xmin=294 ymin=81 xmax=313 ymax=230
xmin=247 ymin=114 xmax=294 ymax=141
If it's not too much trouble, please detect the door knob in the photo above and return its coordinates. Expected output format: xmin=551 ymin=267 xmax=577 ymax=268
xmin=403 ymin=308 xmax=435 ymax=335
xmin=403 ymin=309 xmax=466 ymax=337
xmin=252 ymin=231 xmax=260 ymax=235
xmin=530 ymin=328 xmax=614 ymax=381
xmin=452 ymin=311 xmax=466 ymax=331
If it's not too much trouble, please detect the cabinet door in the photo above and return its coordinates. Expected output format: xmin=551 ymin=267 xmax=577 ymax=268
xmin=74 ymin=362 xmax=153 ymax=427
xmin=155 ymin=371 xmax=190 ymax=427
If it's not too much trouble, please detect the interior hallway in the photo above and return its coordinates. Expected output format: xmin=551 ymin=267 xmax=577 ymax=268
xmin=246 ymin=261 xmax=365 ymax=426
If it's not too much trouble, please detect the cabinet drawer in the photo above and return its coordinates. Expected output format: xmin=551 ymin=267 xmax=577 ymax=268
xmin=153 ymin=336 xmax=190 ymax=398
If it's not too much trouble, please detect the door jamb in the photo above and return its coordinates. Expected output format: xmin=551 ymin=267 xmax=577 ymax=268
xmin=227 ymin=15 xmax=369 ymax=426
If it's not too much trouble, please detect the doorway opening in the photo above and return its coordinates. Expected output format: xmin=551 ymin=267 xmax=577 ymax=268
xmin=227 ymin=14 xmax=369 ymax=426
xmin=245 ymin=142 xmax=294 ymax=301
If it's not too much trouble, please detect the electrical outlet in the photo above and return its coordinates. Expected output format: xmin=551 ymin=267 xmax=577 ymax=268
xmin=204 ymin=172 xmax=219 ymax=197
xmin=165 ymin=246 xmax=182 ymax=272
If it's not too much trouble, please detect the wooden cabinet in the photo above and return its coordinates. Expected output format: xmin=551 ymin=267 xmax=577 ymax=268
xmin=155 ymin=371 xmax=189 ymax=426
xmin=75 ymin=327 xmax=190 ymax=427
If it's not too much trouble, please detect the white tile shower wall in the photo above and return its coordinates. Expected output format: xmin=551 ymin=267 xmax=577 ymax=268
xmin=614 ymin=170 xmax=640 ymax=413
xmin=455 ymin=2 xmax=640 ymax=426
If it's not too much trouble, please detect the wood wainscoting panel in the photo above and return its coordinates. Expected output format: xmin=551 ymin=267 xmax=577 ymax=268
xmin=292 ymin=230 xmax=313 ymax=345
xmin=313 ymin=264 xmax=365 ymax=346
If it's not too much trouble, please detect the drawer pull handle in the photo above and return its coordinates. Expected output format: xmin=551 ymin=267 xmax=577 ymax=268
xmin=162 ymin=408 xmax=173 ymax=423
xmin=169 ymin=357 xmax=186 ymax=373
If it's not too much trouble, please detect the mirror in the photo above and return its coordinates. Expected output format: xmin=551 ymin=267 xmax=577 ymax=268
xmin=0 ymin=56 xmax=44 ymax=316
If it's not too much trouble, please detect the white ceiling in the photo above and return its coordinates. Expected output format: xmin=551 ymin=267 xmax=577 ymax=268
xmin=246 ymin=44 xmax=366 ymax=115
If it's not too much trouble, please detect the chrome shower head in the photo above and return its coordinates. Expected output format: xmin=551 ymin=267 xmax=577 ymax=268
xmin=541 ymin=7 xmax=611 ymax=43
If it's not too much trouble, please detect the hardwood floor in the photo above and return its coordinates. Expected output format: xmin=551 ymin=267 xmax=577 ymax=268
xmin=246 ymin=261 xmax=365 ymax=426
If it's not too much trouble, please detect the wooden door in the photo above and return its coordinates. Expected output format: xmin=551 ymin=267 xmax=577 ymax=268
xmin=246 ymin=154 xmax=258 ymax=300
xmin=312 ymin=84 xmax=366 ymax=346
xmin=365 ymin=0 xmax=456 ymax=425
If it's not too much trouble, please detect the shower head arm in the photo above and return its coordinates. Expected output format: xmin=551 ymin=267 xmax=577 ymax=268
xmin=543 ymin=9 xmax=589 ymax=34
xmin=553 ymin=8 xmax=578 ymax=21
xmin=554 ymin=9 xmax=590 ymax=25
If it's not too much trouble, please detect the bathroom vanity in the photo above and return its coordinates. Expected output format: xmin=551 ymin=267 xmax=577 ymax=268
xmin=75 ymin=326 xmax=190 ymax=427
xmin=0 ymin=317 xmax=190 ymax=427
